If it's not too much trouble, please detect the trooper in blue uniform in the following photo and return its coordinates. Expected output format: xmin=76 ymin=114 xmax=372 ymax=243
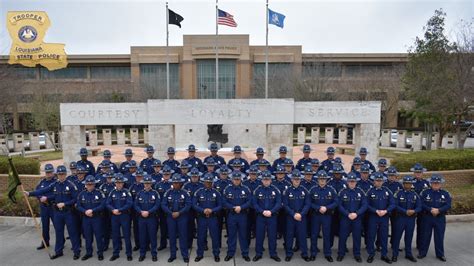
xmin=215 ymin=165 xmax=232 ymax=193
xmin=223 ymin=170 xmax=252 ymax=262
xmin=25 ymin=165 xmax=81 ymax=260
xmin=357 ymin=165 xmax=374 ymax=193
xmin=163 ymin=147 xmax=180 ymax=173
xmin=252 ymin=170 xmax=282 ymax=262
xmin=309 ymin=170 xmax=338 ymax=262
xmin=71 ymin=165 xmax=86 ymax=243
xmin=283 ymin=158 xmax=294 ymax=176
xmin=77 ymin=147 xmax=95 ymax=176
xmin=161 ymin=174 xmax=192 ymax=263
xmin=273 ymin=166 xmax=291 ymax=241
xmin=228 ymin=145 xmax=250 ymax=172
xmin=272 ymin=146 xmax=289 ymax=171
xmin=123 ymin=160 xmax=138 ymax=188
xmin=134 ymin=175 xmax=160 ymax=262
xmin=392 ymin=175 xmax=421 ymax=263
xmin=357 ymin=164 xmax=373 ymax=248
xmin=243 ymin=165 xmax=261 ymax=245
xmin=140 ymin=145 xmax=157 ymax=175
xmin=250 ymin=147 xmax=266 ymax=166
xmin=107 ymin=173 xmax=133 ymax=261
xmin=129 ymin=167 xmax=145 ymax=250
xmin=96 ymin=149 xmax=118 ymax=173
xmin=204 ymin=143 xmax=226 ymax=169
xmin=119 ymin=148 xmax=134 ymax=174
xmin=366 ymin=172 xmax=395 ymax=264
xmin=76 ymin=175 xmax=106 ymax=261
xmin=418 ymin=174 xmax=451 ymax=262
xmin=193 ymin=173 xmax=223 ymax=262
xmin=319 ymin=146 xmax=336 ymax=172
xmin=95 ymin=160 xmax=113 ymax=187
xmin=282 ymin=170 xmax=311 ymax=262
xmin=154 ymin=166 xmax=173 ymax=250
xmin=183 ymin=167 xmax=204 ymax=249
xmin=355 ymin=147 xmax=376 ymax=172
xmin=384 ymin=166 xmax=403 ymax=249
xmin=296 ymin=144 xmax=313 ymax=171
xmin=301 ymin=165 xmax=317 ymax=191
xmin=185 ymin=144 xmax=204 ymax=172
xmin=310 ymin=158 xmax=320 ymax=173
xmin=203 ymin=157 xmax=219 ymax=178
xmin=411 ymin=163 xmax=430 ymax=251
xmin=35 ymin=164 xmax=57 ymax=250
xmin=214 ymin=165 xmax=232 ymax=247
xmin=67 ymin=161 xmax=78 ymax=181
xmin=99 ymin=172 xmax=115 ymax=251
xmin=336 ymin=172 xmax=367 ymax=263
xmin=228 ymin=159 xmax=245 ymax=175
xmin=377 ymin=158 xmax=389 ymax=178
xmin=256 ymin=158 xmax=271 ymax=172
xmin=179 ymin=160 xmax=192 ymax=180
xmin=328 ymin=164 xmax=347 ymax=247
xmin=150 ymin=159 xmax=163 ymax=182
xmin=351 ymin=157 xmax=363 ymax=177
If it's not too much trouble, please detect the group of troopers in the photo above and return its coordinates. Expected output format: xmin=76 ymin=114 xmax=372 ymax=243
xmin=25 ymin=144 xmax=452 ymax=264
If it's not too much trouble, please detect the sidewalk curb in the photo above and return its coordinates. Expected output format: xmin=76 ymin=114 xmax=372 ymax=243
xmin=1 ymin=213 xmax=474 ymax=226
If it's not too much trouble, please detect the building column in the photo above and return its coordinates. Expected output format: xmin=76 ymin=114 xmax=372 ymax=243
xmin=325 ymin=127 xmax=334 ymax=144
xmin=411 ymin=131 xmax=423 ymax=151
xmin=311 ymin=127 xmax=320 ymax=144
xmin=396 ymin=130 xmax=407 ymax=148
xmin=338 ymin=127 xmax=348 ymax=144
xmin=380 ymin=129 xmax=391 ymax=147
xmin=297 ymin=127 xmax=306 ymax=144
xmin=130 ymin=128 xmax=139 ymax=145
xmin=148 ymin=125 xmax=175 ymax=161
xmin=102 ymin=129 xmax=112 ymax=146
xmin=28 ymin=132 xmax=40 ymax=150
xmin=61 ymin=125 xmax=86 ymax=166
xmin=116 ymin=129 xmax=126 ymax=145
xmin=266 ymin=124 xmax=293 ymax=162
xmin=354 ymin=123 xmax=380 ymax=163
xmin=89 ymin=129 xmax=98 ymax=146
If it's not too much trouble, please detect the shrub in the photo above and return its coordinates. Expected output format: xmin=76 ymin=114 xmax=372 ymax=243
xmin=0 ymin=156 xmax=41 ymax=175
xmin=391 ymin=149 xmax=474 ymax=172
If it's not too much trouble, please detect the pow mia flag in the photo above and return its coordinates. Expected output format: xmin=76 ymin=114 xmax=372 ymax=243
xmin=168 ymin=9 xmax=184 ymax=28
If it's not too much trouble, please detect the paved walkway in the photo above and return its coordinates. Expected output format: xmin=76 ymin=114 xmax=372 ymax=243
xmin=0 ymin=222 xmax=472 ymax=266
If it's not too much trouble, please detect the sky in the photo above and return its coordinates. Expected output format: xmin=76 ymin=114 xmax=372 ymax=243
xmin=1 ymin=0 xmax=472 ymax=55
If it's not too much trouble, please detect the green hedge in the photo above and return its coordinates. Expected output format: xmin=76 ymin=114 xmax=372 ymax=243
xmin=391 ymin=149 xmax=474 ymax=172
xmin=0 ymin=156 xmax=41 ymax=175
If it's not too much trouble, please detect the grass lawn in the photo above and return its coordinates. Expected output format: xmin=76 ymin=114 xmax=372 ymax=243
xmin=35 ymin=151 xmax=63 ymax=162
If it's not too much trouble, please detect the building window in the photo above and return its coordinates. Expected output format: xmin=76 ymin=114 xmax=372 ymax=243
xmin=90 ymin=66 xmax=130 ymax=80
xmin=252 ymin=63 xmax=294 ymax=98
xmin=344 ymin=64 xmax=393 ymax=77
xmin=10 ymin=66 xmax=37 ymax=79
xmin=302 ymin=62 xmax=342 ymax=78
xmin=197 ymin=59 xmax=236 ymax=99
xmin=40 ymin=66 xmax=88 ymax=79
xmin=139 ymin=63 xmax=180 ymax=99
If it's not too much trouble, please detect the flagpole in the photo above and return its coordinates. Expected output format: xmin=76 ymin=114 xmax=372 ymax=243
xmin=166 ymin=1 xmax=170 ymax=99
xmin=265 ymin=0 xmax=269 ymax=99
xmin=20 ymin=184 xmax=52 ymax=258
xmin=215 ymin=0 xmax=219 ymax=99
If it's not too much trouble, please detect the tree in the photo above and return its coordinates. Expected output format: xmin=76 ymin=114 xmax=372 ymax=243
xmin=403 ymin=9 xmax=474 ymax=149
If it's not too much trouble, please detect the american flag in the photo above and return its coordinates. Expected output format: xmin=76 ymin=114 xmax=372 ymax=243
xmin=218 ymin=9 xmax=237 ymax=27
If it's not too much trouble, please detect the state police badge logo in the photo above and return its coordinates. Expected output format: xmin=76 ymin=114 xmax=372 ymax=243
xmin=18 ymin=25 xmax=37 ymax=43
